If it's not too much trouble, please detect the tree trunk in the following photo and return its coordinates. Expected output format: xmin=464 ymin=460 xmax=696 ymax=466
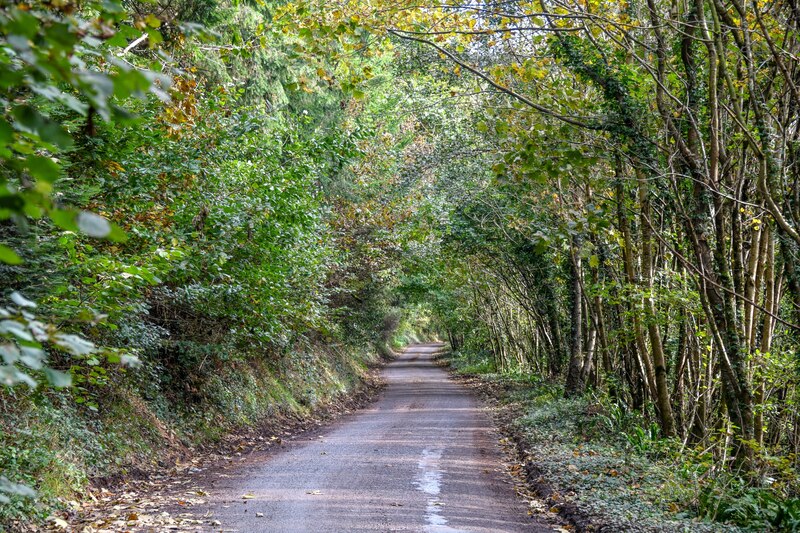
xmin=565 ymin=235 xmax=585 ymax=397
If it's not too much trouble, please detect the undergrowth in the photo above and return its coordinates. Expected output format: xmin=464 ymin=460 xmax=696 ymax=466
xmin=446 ymin=349 xmax=800 ymax=532
xmin=0 ymin=342 xmax=378 ymax=528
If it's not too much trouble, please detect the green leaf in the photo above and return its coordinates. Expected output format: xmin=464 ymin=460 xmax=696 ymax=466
xmin=0 ymin=245 xmax=22 ymax=265
xmin=0 ymin=320 xmax=32 ymax=341
xmin=0 ymin=476 xmax=36 ymax=499
xmin=43 ymin=368 xmax=72 ymax=388
xmin=146 ymin=28 xmax=163 ymax=47
xmin=11 ymin=105 xmax=73 ymax=150
xmin=25 ymin=154 xmax=61 ymax=182
xmin=145 ymin=14 xmax=161 ymax=28
xmin=0 ymin=118 xmax=13 ymax=145
xmin=6 ymin=10 xmax=39 ymax=39
xmin=54 ymin=334 xmax=95 ymax=355
xmin=76 ymin=211 xmax=111 ymax=238
xmin=49 ymin=208 xmax=79 ymax=231
xmin=10 ymin=292 xmax=36 ymax=308
xmin=494 ymin=119 xmax=509 ymax=136
xmin=107 ymin=223 xmax=128 ymax=243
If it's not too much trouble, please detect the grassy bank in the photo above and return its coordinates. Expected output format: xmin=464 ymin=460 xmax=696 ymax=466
xmin=0 ymin=341 xmax=382 ymax=529
xmin=444 ymin=350 xmax=800 ymax=532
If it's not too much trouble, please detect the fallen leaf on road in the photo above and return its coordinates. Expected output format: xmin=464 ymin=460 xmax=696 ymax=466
xmin=306 ymin=490 xmax=322 ymax=495
xmin=256 ymin=512 xmax=264 ymax=517
xmin=46 ymin=517 xmax=70 ymax=529
xmin=242 ymin=493 xmax=256 ymax=499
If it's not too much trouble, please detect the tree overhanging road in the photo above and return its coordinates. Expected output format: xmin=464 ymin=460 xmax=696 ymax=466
xmin=190 ymin=344 xmax=553 ymax=532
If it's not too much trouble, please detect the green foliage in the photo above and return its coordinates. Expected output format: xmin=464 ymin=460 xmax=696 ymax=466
xmin=698 ymin=482 xmax=800 ymax=531
xmin=0 ymin=476 xmax=36 ymax=510
xmin=4 ymin=0 xmax=799 ymax=531
xmin=446 ymin=348 xmax=497 ymax=375
xmin=594 ymin=400 xmax=674 ymax=456
xmin=1 ymin=1 xmax=420 ymax=527
xmin=0 ymin=1 xmax=166 ymax=252
xmin=0 ymin=291 xmax=133 ymax=391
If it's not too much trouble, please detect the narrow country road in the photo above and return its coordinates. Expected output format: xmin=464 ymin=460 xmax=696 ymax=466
xmin=192 ymin=343 xmax=552 ymax=532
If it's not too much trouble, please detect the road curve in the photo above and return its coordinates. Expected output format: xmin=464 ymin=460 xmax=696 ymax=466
xmin=196 ymin=343 xmax=551 ymax=532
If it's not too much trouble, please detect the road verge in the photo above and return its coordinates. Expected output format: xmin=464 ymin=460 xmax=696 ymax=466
xmin=12 ymin=343 xmax=388 ymax=532
xmin=435 ymin=350 xmax=737 ymax=533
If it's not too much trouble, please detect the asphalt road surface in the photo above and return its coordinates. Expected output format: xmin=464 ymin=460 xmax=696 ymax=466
xmin=197 ymin=343 xmax=552 ymax=532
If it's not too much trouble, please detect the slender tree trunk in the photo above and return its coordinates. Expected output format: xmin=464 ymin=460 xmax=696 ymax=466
xmin=638 ymin=172 xmax=676 ymax=436
xmin=616 ymin=178 xmax=658 ymax=404
xmin=755 ymin=227 xmax=776 ymax=446
xmin=565 ymin=235 xmax=585 ymax=397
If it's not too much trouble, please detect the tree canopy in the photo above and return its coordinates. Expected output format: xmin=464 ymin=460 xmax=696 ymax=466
xmin=2 ymin=0 xmax=800 ymax=528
